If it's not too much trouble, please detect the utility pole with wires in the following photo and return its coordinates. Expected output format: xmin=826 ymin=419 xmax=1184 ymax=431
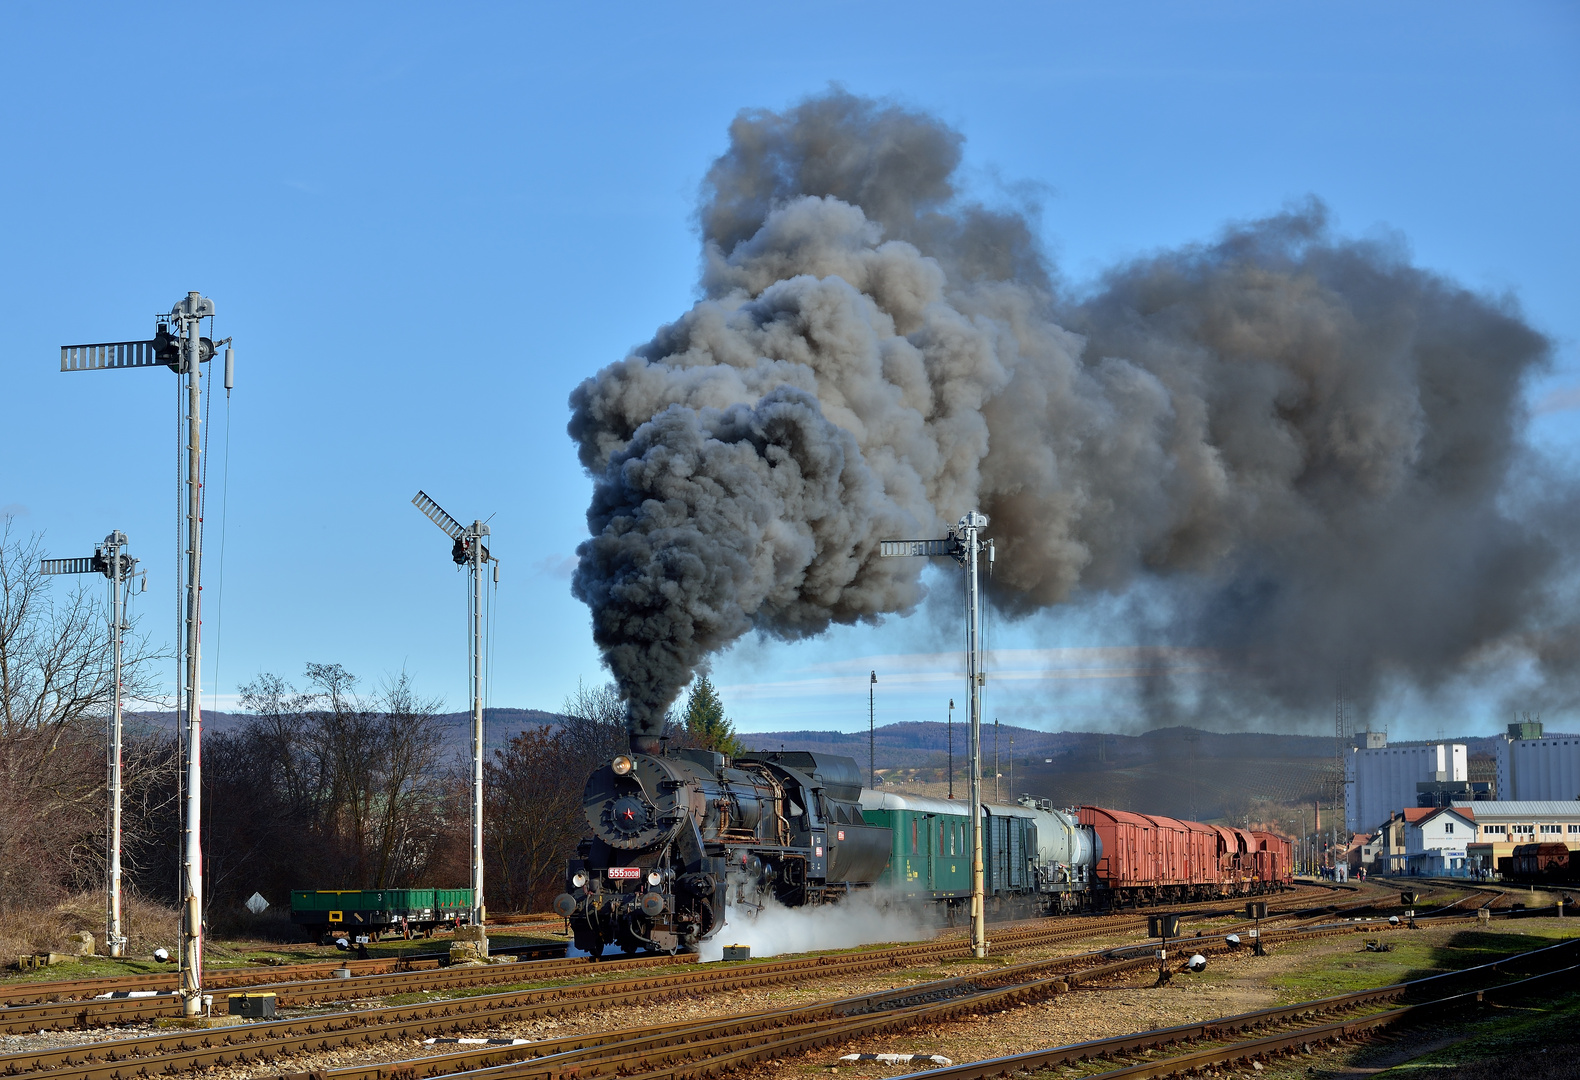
xmin=1008 ymin=733 xmax=1014 ymax=802
xmin=61 ymin=292 xmax=233 ymax=1015
xmin=412 ymin=491 xmax=498 ymax=931
xmin=880 ymin=511 xmax=995 ymax=959
xmin=868 ymin=671 xmax=877 ymax=788
xmin=993 ymin=717 xmax=1000 ymax=803
xmin=947 ymin=698 xmax=954 ymax=799
xmin=41 ymin=533 xmax=142 ymax=958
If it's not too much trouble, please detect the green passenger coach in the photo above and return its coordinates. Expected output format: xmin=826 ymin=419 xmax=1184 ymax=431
xmin=858 ymin=791 xmax=1041 ymax=911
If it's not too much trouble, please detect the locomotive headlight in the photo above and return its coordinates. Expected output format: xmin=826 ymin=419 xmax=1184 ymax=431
xmin=611 ymin=755 xmax=634 ymax=775
xmin=572 ymin=871 xmax=588 ymax=889
xmin=647 ymin=869 xmax=663 ymax=887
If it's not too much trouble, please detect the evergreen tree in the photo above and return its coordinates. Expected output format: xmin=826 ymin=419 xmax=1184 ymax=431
xmin=684 ymin=674 xmax=744 ymax=756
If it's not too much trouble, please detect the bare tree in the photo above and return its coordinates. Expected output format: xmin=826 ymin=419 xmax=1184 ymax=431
xmin=368 ymin=671 xmax=446 ymax=887
xmin=0 ymin=519 xmax=159 ymax=908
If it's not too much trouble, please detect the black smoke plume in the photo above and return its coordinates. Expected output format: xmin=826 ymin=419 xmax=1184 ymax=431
xmin=570 ymin=89 xmax=1574 ymax=746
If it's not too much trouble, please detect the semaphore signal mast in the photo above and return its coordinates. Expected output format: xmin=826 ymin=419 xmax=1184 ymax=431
xmin=411 ymin=491 xmax=498 ymax=932
xmin=61 ymin=292 xmax=234 ymax=1016
xmin=879 ymin=511 xmax=995 ymax=959
xmin=40 ymin=533 xmax=141 ymax=959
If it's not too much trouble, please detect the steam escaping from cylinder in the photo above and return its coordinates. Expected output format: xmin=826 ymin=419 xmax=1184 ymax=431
xmin=696 ymin=888 xmax=930 ymax=961
xmin=570 ymin=88 xmax=1576 ymax=742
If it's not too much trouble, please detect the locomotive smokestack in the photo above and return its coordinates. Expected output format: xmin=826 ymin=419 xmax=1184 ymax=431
xmin=570 ymin=88 xmax=1576 ymax=729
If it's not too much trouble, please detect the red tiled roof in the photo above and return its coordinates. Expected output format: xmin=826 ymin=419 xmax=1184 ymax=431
xmin=1402 ymin=806 xmax=1475 ymax=824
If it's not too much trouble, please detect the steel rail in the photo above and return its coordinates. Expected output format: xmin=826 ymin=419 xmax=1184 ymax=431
xmin=4 ymin=902 xmax=1242 ymax=1035
xmin=874 ymin=943 xmax=1580 ymax=1080
xmin=0 ymin=908 xmax=1449 ymax=1080
xmin=0 ymin=892 xmax=1348 ymax=1036
xmin=406 ymin=926 xmax=1575 ymax=1080
xmin=0 ymin=884 xmax=1334 ymax=1010
xmin=3 ymin=915 xmax=1395 ymax=1080
xmin=0 ymin=945 xmax=571 ymax=1007
xmin=0 ymin=916 xmax=1126 ymax=1037
xmin=0 ymin=938 xmax=1152 ymax=1079
xmin=0 ymin=883 xmax=1340 ymax=1014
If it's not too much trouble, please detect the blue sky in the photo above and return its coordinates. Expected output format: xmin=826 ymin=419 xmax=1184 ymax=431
xmin=2 ymin=3 xmax=1575 ymax=740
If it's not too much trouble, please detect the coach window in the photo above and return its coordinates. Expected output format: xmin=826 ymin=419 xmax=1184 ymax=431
xmin=911 ymin=818 xmax=918 ymax=851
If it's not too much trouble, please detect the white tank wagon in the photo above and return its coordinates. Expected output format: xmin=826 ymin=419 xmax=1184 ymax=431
xmin=1016 ymin=796 xmax=1099 ymax=910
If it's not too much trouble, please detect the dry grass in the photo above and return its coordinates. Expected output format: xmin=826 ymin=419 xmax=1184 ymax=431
xmin=0 ymin=890 xmax=179 ymax=960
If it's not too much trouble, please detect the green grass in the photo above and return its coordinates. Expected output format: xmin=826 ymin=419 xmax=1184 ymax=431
xmin=0 ymin=933 xmax=564 ymax=985
xmin=1262 ymin=924 xmax=1578 ymax=1002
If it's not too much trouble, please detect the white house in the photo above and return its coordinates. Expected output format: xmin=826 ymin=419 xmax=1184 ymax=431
xmin=1401 ymin=806 xmax=1476 ymax=877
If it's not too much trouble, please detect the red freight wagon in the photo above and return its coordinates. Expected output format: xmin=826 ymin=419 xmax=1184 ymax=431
xmin=1250 ymin=831 xmax=1294 ymax=888
xmin=1181 ymin=817 xmax=1220 ymax=887
xmin=1508 ymin=843 xmax=1570 ymax=880
xmin=1140 ymin=814 xmax=1187 ymax=885
xmin=1232 ymin=828 xmax=1257 ymax=886
xmin=1080 ymin=806 xmax=1157 ymax=899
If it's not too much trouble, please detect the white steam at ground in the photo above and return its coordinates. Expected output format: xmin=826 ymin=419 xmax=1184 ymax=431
xmin=697 ymin=889 xmax=932 ymax=961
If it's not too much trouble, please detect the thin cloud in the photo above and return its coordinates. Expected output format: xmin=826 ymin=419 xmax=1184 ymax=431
xmin=534 ymin=554 xmax=579 ymax=580
xmin=721 ymin=647 xmax=1224 ymax=701
xmin=1534 ymin=384 xmax=1580 ymax=415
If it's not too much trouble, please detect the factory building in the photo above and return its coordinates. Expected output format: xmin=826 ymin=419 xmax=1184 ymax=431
xmin=1495 ymin=721 xmax=1580 ymax=801
xmin=1345 ymin=734 xmax=1468 ymax=834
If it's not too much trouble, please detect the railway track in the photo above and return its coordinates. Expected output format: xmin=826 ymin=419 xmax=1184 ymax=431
xmin=877 ymin=938 xmax=1580 ymax=1080
xmin=0 ymin=893 xmax=1352 ymax=1040
xmin=0 ymin=885 xmax=1340 ymax=1014
xmin=0 ymin=944 xmax=572 ymax=1007
xmin=0 ymin=907 xmax=1413 ymax=1080
xmin=252 ymin=913 xmax=1555 ymax=1080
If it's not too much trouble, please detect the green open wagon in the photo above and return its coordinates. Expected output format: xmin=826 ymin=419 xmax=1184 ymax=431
xmin=289 ymin=888 xmax=473 ymax=942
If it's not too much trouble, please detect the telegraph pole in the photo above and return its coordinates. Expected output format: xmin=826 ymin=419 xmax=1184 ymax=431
xmin=994 ymin=717 xmax=1000 ymax=803
xmin=868 ymin=671 xmax=877 ymax=788
xmin=880 ymin=512 xmax=994 ymax=958
xmin=61 ymin=292 xmax=232 ymax=1014
xmin=947 ymin=699 xmax=954 ymax=799
xmin=41 ymin=533 xmax=138 ymax=958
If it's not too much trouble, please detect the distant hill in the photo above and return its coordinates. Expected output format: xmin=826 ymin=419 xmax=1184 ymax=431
xmin=124 ymin=705 xmax=1554 ymax=829
xmin=738 ymin=722 xmax=1528 ymax=828
xmin=126 ymin=707 xmax=565 ymax=759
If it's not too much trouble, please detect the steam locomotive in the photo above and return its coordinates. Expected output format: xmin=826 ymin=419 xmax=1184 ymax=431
xmin=553 ymin=745 xmax=1290 ymax=956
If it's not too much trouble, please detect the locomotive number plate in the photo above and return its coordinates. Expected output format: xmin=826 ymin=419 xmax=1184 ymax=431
xmin=607 ymin=867 xmax=641 ymax=880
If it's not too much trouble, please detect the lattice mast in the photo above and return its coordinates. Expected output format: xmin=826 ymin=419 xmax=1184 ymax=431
xmin=40 ymin=534 xmax=140 ymax=957
xmin=879 ymin=512 xmax=995 ymax=958
xmin=412 ymin=491 xmax=498 ymax=929
xmin=61 ymin=293 xmax=233 ymax=1015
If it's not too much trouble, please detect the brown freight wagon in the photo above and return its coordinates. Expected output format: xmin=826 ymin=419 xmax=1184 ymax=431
xmin=1509 ymin=842 xmax=1571 ymax=879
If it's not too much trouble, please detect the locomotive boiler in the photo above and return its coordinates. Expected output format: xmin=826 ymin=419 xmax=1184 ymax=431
xmin=553 ymin=747 xmax=891 ymax=955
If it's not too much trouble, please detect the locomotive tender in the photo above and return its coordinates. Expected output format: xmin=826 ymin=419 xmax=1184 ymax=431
xmin=553 ymin=745 xmax=1291 ymax=956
